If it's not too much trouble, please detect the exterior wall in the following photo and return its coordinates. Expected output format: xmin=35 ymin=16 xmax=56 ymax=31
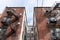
xmin=20 ymin=10 xmax=28 ymax=40
xmin=34 ymin=7 xmax=60 ymax=40
xmin=26 ymin=25 xmax=35 ymax=40
xmin=0 ymin=7 xmax=25 ymax=40
xmin=34 ymin=7 xmax=52 ymax=40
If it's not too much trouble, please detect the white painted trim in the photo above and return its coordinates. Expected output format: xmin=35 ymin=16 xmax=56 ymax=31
xmin=34 ymin=15 xmax=38 ymax=40
xmin=19 ymin=9 xmax=25 ymax=40
xmin=34 ymin=16 xmax=36 ymax=27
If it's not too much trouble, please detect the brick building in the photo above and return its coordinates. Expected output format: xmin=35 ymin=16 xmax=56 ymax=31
xmin=0 ymin=7 xmax=27 ymax=40
xmin=34 ymin=7 xmax=60 ymax=40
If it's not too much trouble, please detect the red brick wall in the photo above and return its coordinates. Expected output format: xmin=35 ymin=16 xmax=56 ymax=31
xmin=34 ymin=7 xmax=51 ymax=40
xmin=0 ymin=7 xmax=25 ymax=40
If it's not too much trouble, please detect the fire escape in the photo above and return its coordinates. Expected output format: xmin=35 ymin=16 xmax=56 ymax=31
xmin=45 ymin=3 xmax=60 ymax=40
xmin=0 ymin=9 xmax=20 ymax=40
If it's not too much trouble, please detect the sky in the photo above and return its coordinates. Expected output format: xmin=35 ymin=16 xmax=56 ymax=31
xmin=0 ymin=0 xmax=60 ymax=25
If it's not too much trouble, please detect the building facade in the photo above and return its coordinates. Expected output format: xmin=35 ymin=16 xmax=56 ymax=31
xmin=34 ymin=7 xmax=60 ymax=40
xmin=0 ymin=7 xmax=27 ymax=40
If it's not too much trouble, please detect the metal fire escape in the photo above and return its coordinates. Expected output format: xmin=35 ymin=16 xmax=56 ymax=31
xmin=0 ymin=9 xmax=20 ymax=40
xmin=45 ymin=3 xmax=60 ymax=40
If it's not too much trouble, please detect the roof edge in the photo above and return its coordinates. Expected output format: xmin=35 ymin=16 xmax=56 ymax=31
xmin=34 ymin=7 xmax=60 ymax=8
xmin=6 ymin=6 xmax=25 ymax=8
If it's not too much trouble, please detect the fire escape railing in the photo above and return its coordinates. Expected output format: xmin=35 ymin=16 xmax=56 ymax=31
xmin=0 ymin=9 xmax=20 ymax=40
xmin=45 ymin=3 xmax=60 ymax=40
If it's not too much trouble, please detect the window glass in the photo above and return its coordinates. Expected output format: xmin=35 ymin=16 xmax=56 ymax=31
xmin=50 ymin=28 xmax=60 ymax=39
xmin=56 ymin=28 xmax=60 ymax=32
xmin=55 ymin=28 xmax=60 ymax=38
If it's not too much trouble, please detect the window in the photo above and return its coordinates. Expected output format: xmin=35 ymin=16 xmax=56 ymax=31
xmin=27 ymin=27 xmax=34 ymax=33
xmin=55 ymin=28 xmax=60 ymax=38
xmin=49 ymin=17 xmax=56 ymax=23
xmin=50 ymin=28 xmax=60 ymax=40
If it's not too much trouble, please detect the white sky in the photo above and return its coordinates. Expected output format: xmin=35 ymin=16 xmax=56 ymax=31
xmin=0 ymin=0 xmax=60 ymax=25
